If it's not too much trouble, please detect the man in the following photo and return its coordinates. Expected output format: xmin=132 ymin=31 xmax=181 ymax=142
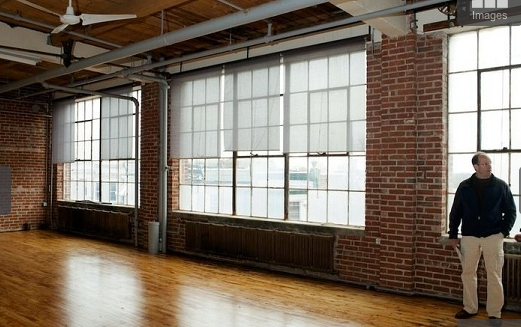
xmin=448 ymin=152 xmax=517 ymax=320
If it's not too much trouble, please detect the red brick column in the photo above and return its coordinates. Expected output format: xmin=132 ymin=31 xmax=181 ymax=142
xmin=337 ymin=32 xmax=448 ymax=293
xmin=139 ymin=83 xmax=161 ymax=248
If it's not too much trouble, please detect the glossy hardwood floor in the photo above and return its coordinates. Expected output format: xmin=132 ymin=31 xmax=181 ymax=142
xmin=1 ymin=231 xmax=521 ymax=327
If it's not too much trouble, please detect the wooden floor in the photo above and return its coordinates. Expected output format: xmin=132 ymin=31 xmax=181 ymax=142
xmin=1 ymin=231 xmax=520 ymax=327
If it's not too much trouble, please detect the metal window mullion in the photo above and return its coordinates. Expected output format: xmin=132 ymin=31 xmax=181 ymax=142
xmin=99 ymin=101 xmax=104 ymax=202
xmin=283 ymin=153 xmax=289 ymax=221
xmin=477 ymin=70 xmax=482 ymax=150
xmin=232 ymin=151 xmax=237 ymax=215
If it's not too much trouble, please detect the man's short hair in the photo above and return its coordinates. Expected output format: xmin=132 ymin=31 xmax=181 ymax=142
xmin=472 ymin=151 xmax=488 ymax=165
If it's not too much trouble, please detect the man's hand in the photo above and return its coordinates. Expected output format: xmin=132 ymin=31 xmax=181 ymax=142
xmin=448 ymin=238 xmax=459 ymax=248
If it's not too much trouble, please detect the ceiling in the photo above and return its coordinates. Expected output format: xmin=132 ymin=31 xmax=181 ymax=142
xmin=0 ymin=0 xmax=452 ymax=101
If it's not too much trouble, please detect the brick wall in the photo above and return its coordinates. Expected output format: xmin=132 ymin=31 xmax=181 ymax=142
xmin=337 ymin=32 xmax=470 ymax=300
xmin=0 ymin=100 xmax=50 ymax=231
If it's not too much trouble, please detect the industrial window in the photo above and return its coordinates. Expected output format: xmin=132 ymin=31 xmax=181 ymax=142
xmin=172 ymin=41 xmax=366 ymax=227
xmin=447 ymin=26 xmax=521 ymax=234
xmin=54 ymin=88 xmax=140 ymax=206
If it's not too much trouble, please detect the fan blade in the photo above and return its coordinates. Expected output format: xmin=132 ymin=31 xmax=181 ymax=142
xmin=51 ymin=23 xmax=69 ymax=34
xmin=80 ymin=14 xmax=136 ymax=26
xmin=16 ymin=0 xmax=61 ymax=17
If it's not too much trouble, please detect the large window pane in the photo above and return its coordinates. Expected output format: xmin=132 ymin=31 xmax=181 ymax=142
xmin=350 ymin=51 xmax=366 ymax=85
xmin=480 ymin=110 xmax=509 ymax=150
xmin=206 ymin=159 xmax=219 ymax=185
xmin=179 ymin=185 xmax=192 ymax=210
xmin=349 ymin=156 xmax=365 ymax=191
xmin=510 ymin=153 xmax=521 ymax=202
xmin=251 ymin=188 xmax=268 ymax=217
xmin=329 ymin=54 xmax=349 ymax=87
xmin=268 ymin=158 xmax=284 ymax=188
xmin=479 ymin=27 xmax=509 ymax=69
xmin=512 ymin=109 xmax=521 ymax=149
xmin=449 ymin=31 xmax=477 ymax=72
xmin=350 ymin=85 xmax=366 ymax=120
xmin=512 ymin=68 xmax=521 ymax=108
xmin=236 ymin=187 xmax=251 ymax=216
xmin=308 ymin=190 xmax=327 ymax=223
xmin=448 ymin=72 xmax=477 ymax=112
xmin=268 ymin=189 xmax=284 ymax=219
xmin=349 ymin=192 xmax=365 ymax=226
xmin=192 ymin=186 xmax=204 ymax=212
xmin=513 ymin=26 xmax=521 ymax=65
xmin=205 ymin=186 xmax=219 ymax=213
xmin=328 ymin=157 xmax=348 ymax=190
xmin=219 ymin=187 xmax=232 ymax=214
xmin=328 ymin=191 xmax=348 ymax=225
xmin=252 ymin=158 xmax=267 ymax=188
xmin=448 ymin=113 xmax=477 ymax=152
xmin=289 ymin=62 xmax=308 ymax=93
xmin=480 ymin=70 xmax=509 ymax=110
xmin=487 ymin=153 xmax=510 ymax=183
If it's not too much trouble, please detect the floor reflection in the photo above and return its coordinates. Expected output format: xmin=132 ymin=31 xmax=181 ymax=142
xmin=64 ymin=252 xmax=143 ymax=327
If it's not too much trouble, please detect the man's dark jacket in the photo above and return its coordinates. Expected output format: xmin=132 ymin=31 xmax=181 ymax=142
xmin=449 ymin=173 xmax=517 ymax=239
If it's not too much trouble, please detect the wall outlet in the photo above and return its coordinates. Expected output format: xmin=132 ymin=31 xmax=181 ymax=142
xmin=42 ymin=202 xmax=47 ymax=207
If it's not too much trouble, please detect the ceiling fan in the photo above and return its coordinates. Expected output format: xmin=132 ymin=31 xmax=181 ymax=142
xmin=17 ymin=0 xmax=137 ymax=34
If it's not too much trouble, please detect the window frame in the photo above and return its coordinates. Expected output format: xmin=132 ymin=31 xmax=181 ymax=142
xmin=61 ymin=88 xmax=141 ymax=207
xmin=175 ymin=41 xmax=367 ymax=228
xmin=447 ymin=26 xmax=521 ymax=236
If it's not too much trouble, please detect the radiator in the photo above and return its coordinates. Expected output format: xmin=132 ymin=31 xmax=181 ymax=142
xmin=504 ymin=254 xmax=521 ymax=306
xmin=57 ymin=206 xmax=131 ymax=240
xmin=185 ymin=222 xmax=335 ymax=273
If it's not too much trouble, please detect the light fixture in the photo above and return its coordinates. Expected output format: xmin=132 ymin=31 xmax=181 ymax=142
xmin=0 ymin=48 xmax=42 ymax=65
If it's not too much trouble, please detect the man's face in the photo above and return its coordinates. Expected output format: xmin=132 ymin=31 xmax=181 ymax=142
xmin=474 ymin=155 xmax=492 ymax=179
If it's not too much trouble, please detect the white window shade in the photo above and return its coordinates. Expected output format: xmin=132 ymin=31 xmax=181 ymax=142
xmin=171 ymin=68 xmax=222 ymax=158
xmin=283 ymin=42 xmax=366 ymax=153
xmin=52 ymin=99 xmax=75 ymax=163
xmin=100 ymin=88 xmax=136 ymax=160
xmin=223 ymin=56 xmax=281 ymax=152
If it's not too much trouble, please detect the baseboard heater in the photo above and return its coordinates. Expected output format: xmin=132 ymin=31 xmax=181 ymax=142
xmin=504 ymin=254 xmax=521 ymax=310
xmin=185 ymin=221 xmax=335 ymax=273
xmin=57 ymin=206 xmax=131 ymax=240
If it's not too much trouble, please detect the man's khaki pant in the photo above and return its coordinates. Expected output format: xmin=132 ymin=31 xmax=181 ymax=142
xmin=460 ymin=232 xmax=504 ymax=318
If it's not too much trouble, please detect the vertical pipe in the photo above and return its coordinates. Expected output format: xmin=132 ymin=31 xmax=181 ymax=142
xmin=50 ymin=156 xmax=54 ymax=228
xmin=159 ymin=81 xmax=169 ymax=253
xmin=134 ymin=100 xmax=139 ymax=247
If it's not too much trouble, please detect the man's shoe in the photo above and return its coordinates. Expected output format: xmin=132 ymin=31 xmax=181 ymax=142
xmin=454 ymin=309 xmax=477 ymax=319
xmin=488 ymin=317 xmax=502 ymax=327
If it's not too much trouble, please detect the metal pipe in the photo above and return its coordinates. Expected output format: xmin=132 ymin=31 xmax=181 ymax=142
xmin=0 ymin=0 xmax=332 ymax=94
xmin=41 ymin=82 xmax=141 ymax=247
xmin=158 ymin=81 xmax=169 ymax=253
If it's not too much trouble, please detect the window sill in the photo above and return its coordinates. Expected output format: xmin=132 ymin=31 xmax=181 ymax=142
xmin=171 ymin=210 xmax=364 ymax=237
xmin=57 ymin=200 xmax=135 ymax=212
